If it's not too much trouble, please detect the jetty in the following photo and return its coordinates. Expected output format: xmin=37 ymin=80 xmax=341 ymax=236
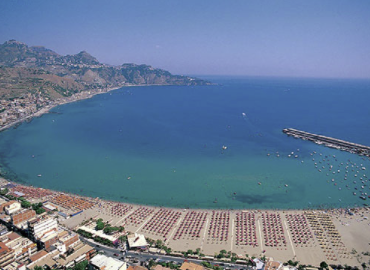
xmin=283 ymin=128 xmax=370 ymax=157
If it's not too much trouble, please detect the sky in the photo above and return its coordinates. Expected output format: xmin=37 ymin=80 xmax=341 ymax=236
xmin=1 ymin=0 xmax=370 ymax=78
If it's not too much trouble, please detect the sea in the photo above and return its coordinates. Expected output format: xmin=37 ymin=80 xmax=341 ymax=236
xmin=0 ymin=76 xmax=370 ymax=210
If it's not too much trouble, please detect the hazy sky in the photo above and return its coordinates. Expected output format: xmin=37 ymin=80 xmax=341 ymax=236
xmin=1 ymin=0 xmax=370 ymax=78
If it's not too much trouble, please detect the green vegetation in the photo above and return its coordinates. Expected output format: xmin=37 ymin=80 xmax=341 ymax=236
xmin=0 ymin=188 xmax=8 ymax=195
xmin=95 ymin=218 xmax=105 ymax=230
xmin=32 ymin=202 xmax=46 ymax=214
xmin=145 ymin=238 xmax=172 ymax=255
xmin=320 ymin=261 xmax=328 ymax=270
xmin=95 ymin=219 xmax=123 ymax=235
xmin=77 ymin=228 xmax=114 ymax=247
xmin=156 ymin=260 xmax=180 ymax=269
xmin=287 ymin=260 xmax=299 ymax=267
xmin=18 ymin=197 xmax=31 ymax=208
xmin=67 ymin=260 xmax=88 ymax=270
xmin=201 ymin=261 xmax=223 ymax=270
xmin=212 ymin=249 xmax=238 ymax=262
xmin=77 ymin=229 xmax=93 ymax=238
xmin=119 ymin=235 xmax=127 ymax=243
xmin=153 ymin=239 xmax=172 ymax=254
xmin=93 ymin=235 xmax=113 ymax=247
xmin=182 ymin=248 xmax=204 ymax=258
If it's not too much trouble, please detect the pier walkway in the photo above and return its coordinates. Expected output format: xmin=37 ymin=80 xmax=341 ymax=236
xmin=283 ymin=128 xmax=370 ymax=157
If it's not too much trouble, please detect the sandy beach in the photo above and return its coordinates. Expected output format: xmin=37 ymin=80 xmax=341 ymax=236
xmin=1 ymin=177 xmax=369 ymax=267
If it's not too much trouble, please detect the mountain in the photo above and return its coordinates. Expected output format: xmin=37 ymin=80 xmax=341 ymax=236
xmin=0 ymin=40 xmax=211 ymax=100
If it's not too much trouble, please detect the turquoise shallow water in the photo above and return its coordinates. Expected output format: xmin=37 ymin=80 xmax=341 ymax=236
xmin=0 ymin=76 xmax=370 ymax=209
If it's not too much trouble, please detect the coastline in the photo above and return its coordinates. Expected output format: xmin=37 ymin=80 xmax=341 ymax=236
xmin=1 ymin=177 xmax=369 ymax=267
xmin=0 ymin=85 xmax=123 ymax=133
xmin=0 ymin=83 xmax=369 ymax=266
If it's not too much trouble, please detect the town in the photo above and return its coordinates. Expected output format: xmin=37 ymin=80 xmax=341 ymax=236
xmin=0 ymin=179 xmax=368 ymax=270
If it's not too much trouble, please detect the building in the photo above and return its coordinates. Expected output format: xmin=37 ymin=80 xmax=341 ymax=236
xmin=0 ymin=232 xmax=37 ymax=263
xmin=127 ymin=233 xmax=148 ymax=250
xmin=4 ymin=202 xmax=21 ymax=215
xmin=3 ymin=261 xmax=26 ymax=270
xmin=252 ymin=258 xmax=264 ymax=270
xmin=28 ymin=250 xmax=49 ymax=265
xmin=27 ymin=243 xmax=95 ymax=270
xmin=55 ymin=230 xmax=80 ymax=254
xmin=0 ymin=241 xmax=15 ymax=268
xmin=28 ymin=214 xmax=58 ymax=240
xmin=11 ymin=209 xmax=36 ymax=230
xmin=0 ymin=224 xmax=8 ymax=235
xmin=89 ymin=254 xmax=127 ymax=270
xmin=264 ymin=260 xmax=282 ymax=270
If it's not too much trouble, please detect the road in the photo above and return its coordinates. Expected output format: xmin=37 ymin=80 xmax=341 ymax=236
xmin=80 ymin=236 xmax=252 ymax=270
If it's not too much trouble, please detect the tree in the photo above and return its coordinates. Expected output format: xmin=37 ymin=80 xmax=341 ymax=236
xmin=21 ymin=200 xmax=31 ymax=208
xmin=0 ymin=188 xmax=8 ymax=195
xmin=36 ymin=208 xmax=45 ymax=214
xmin=95 ymin=220 xmax=105 ymax=230
xmin=320 ymin=261 xmax=328 ymax=269
xmin=73 ymin=260 xmax=88 ymax=270
xmin=149 ymin=259 xmax=156 ymax=268
xmin=119 ymin=235 xmax=127 ymax=242
xmin=33 ymin=266 xmax=43 ymax=270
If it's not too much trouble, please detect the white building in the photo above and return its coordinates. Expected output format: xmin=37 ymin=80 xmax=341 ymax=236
xmin=127 ymin=233 xmax=148 ymax=250
xmin=27 ymin=214 xmax=58 ymax=240
xmin=89 ymin=254 xmax=127 ymax=270
xmin=4 ymin=201 xmax=21 ymax=215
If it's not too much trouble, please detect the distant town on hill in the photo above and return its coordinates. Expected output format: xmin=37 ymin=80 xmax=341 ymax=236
xmin=0 ymin=40 xmax=211 ymax=100
xmin=0 ymin=40 xmax=211 ymax=129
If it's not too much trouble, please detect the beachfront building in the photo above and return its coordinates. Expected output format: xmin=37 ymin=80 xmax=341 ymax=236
xmin=27 ymin=214 xmax=57 ymax=242
xmin=127 ymin=233 xmax=148 ymax=250
xmin=264 ymin=259 xmax=282 ymax=270
xmin=252 ymin=258 xmax=264 ymax=270
xmin=89 ymin=254 xmax=127 ymax=270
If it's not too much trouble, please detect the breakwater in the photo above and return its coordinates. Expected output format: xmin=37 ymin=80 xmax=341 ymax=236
xmin=283 ymin=128 xmax=370 ymax=157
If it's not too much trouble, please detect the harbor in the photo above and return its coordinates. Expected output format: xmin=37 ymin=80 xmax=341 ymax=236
xmin=283 ymin=128 xmax=370 ymax=157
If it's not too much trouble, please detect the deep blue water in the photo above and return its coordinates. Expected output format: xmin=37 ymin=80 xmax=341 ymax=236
xmin=0 ymin=76 xmax=370 ymax=209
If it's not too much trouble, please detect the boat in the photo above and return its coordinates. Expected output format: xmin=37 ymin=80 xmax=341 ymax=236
xmin=37 ymin=174 xmax=42 ymax=177
xmin=360 ymin=196 xmax=366 ymax=200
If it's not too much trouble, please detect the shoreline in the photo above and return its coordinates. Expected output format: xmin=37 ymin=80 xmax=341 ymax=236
xmin=0 ymin=84 xmax=367 ymax=212
xmin=0 ymin=85 xmax=124 ymax=133
xmin=1 ymin=177 xmax=369 ymax=267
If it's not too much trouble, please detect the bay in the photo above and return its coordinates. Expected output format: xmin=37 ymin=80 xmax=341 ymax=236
xmin=0 ymin=76 xmax=369 ymax=209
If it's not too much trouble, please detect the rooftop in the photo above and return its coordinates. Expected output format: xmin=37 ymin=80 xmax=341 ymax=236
xmin=90 ymin=254 xmax=126 ymax=270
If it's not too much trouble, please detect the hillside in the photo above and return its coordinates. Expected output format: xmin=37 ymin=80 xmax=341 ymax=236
xmin=0 ymin=40 xmax=211 ymax=101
